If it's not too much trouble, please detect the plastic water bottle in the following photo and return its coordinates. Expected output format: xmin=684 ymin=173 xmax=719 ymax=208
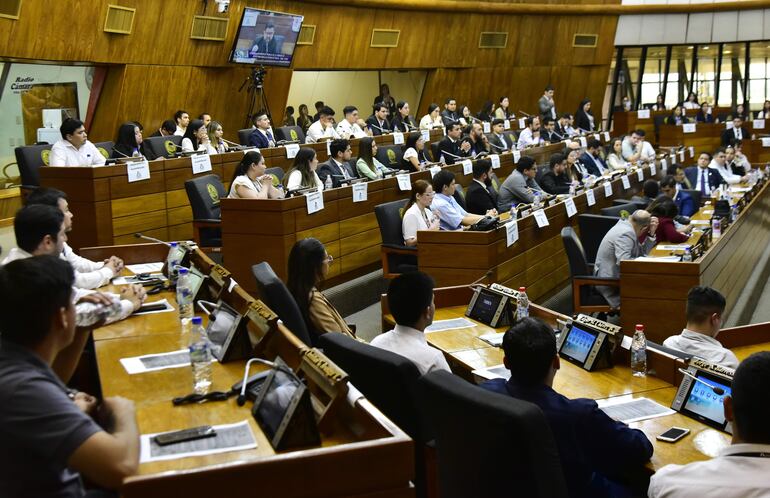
xmin=166 ymin=242 xmax=180 ymax=282
xmin=516 ymin=287 xmax=529 ymax=319
xmin=533 ymin=191 xmax=542 ymax=210
xmin=131 ymin=147 xmax=141 ymax=158
xmin=730 ymin=204 xmax=738 ymax=223
xmin=176 ymin=267 xmax=194 ymax=326
xmin=324 ymin=174 xmax=333 ymax=190
xmin=682 ymin=247 xmax=692 ymax=262
xmin=189 ymin=317 xmax=212 ymax=395
xmin=631 ymin=324 xmax=647 ymax=377
xmin=712 ymin=217 xmax=721 ymax=237
xmin=569 ymin=181 xmax=576 ymax=196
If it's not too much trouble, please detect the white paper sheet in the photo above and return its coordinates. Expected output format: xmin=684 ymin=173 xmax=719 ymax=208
xmin=597 ymin=396 xmax=675 ymax=424
xmin=425 ymin=318 xmax=477 ymax=333
xmin=140 ymin=420 xmax=257 ymax=463
xmin=120 ymin=349 xmax=195 ymax=374
xmin=479 ymin=332 xmax=505 ymax=347
xmin=126 ymin=262 xmax=164 ymax=274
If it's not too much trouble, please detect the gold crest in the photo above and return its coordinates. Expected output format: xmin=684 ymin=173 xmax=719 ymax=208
xmin=41 ymin=149 xmax=51 ymax=166
xmin=207 ymin=183 xmax=220 ymax=205
xmin=98 ymin=147 xmax=109 ymax=158
xmin=387 ymin=149 xmax=397 ymax=164
xmin=164 ymin=140 xmax=176 ymax=156
xmin=290 ymin=129 xmax=298 ymax=141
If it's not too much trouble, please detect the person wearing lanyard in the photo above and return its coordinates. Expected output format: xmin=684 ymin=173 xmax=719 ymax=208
xmin=649 ymin=351 xmax=770 ymax=498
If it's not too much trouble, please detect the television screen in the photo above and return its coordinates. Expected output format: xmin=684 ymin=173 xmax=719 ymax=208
xmin=229 ymin=8 xmax=304 ymax=67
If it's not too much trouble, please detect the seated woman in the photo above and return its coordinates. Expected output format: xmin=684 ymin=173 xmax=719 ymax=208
xmin=288 ymin=238 xmax=354 ymax=338
xmin=606 ymin=138 xmax=626 ymax=171
xmin=458 ymin=105 xmax=473 ymax=127
xmin=181 ymin=119 xmax=216 ymax=154
xmin=651 ymin=94 xmax=666 ymax=111
xmin=284 ymin=147 xmax=324 ymax=192
xmin=494 ymin=96 xmax=513 ymax=120
xmin=647 ymin=195 xmax=691 ymax=243
xmin=111 ymin=122 xmax=146 ymax=159
xmin=391 ymin=101 xmax=415 ymax=133
xmin=419 ymin=103 xmax=444 ymax=130
xmin=695 ymin=102 xmax=715 ymax=123
xmin=207 ymin=121 xmax=228 ymax=154
xmin=401 ymin=132 xmax=430 ymax=172
xmin=756 ymin=100 xmax=770 ymax=120
xmin=477 ymin=101 xmax=495 ymax=123
xmin=682 ymin=92 xmax=699 ymax=110
xmin=664 ymin=105 xmax=688 ymax=125
xmin=565 ymin=148 xmax=585 ymax=182
xmin=228 ymin=150 xmax=284 ymax=199
xmin=356 ymin=137 xmax=387 ymax=180
xmin=431 ymin=169 xmax=495 ymax=230
xmin=402 ymin=179 xmax=440 ymax=247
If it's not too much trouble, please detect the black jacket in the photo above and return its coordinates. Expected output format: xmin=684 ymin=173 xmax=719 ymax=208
xmin=465 ymin=180 xmax=498 ymax=215
xmin=436 ymin=136 xmax=468 ymax=165
xmin=540 ymin=170 xmax=572 ymax=195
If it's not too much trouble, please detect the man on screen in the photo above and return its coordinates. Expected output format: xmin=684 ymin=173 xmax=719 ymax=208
xmin=252 ymin=23 xmax=278 ymax=54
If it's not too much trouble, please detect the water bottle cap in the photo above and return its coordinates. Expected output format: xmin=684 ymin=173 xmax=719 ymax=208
xmin=519 ymin=286 xmax=526 ymax=292
xmin=192 ymin=317 xmax=202 ymax=325
xmin=169 ymin=242 xmax=178 ymax=247
xmin=178 ymin=267 xmax=189 ymax=275
xmin=635 ymin=324 xmax=644 ymax=330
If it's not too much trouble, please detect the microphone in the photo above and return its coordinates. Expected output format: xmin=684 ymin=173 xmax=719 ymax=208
xmin=488 ymin=142 xmax=507 ymax=152
xmin=677 ymin=368 xmax=726 ymax=396
xmin=518 ymin=110 xmax=532 ymax=118
xmin=404 ymin=121 xmax=419 ymax=131
xmin=134 ymin=232 xmax=171 ymax=247
xmin=276 ymin=139 xmax=300 ymax=145
xmin=221 ymin=138 xmax=244 ymax=148
xmin=440 ymin=149 xmax=464 ymax=160
xmin=112 ymin=148 xmax=130 ymax=158
xmin=552 ymin=130 xmax=566 ymax=140
xmin=368 ymin=121 xmax=390 ymax=134
xmin=469 ymin=270 xmax=494 ymax=288
xmin=237 ymin=358 xmax=295 ymax=406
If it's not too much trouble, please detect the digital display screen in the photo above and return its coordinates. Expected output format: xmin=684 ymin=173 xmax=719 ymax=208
xmin=188 ymin=266 xmax=205 ymax=299
xmin=206 ymin=301 xmax=240 ymax=360
xmin=254 ymin=368 xmax=301 ymax=439
xmin=560 ymin=325 xmax=598 ymax=364
xmin=683 ymin=372 xmax=732 ymax=426
xmin=471 ymin=290 xmax=503 ymax=324
xmin=229 ymin=8 xmax=304 ymax=67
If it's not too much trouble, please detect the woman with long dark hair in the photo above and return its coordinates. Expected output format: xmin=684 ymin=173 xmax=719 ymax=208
xmin=297 ymin=104 xmax=312 ymax=133
xmin=477 ymin=101 xmax=495 ymax=122
xmin=287 ymin=238 xmax=354 ymax=339
xmin=284 ymin=147 xmax=324 ymax=191
xmin=494 ymin=96 xmax=512 ymax=120
xmin=419 ymin=103 xmax=444 ymax=130
xmin=111 ymin=122 xmax=145 ymax=159
xmin=181 ymin=119 xmax=215 ymax=154
xmin=695 ymin=102 xmax=715 ymax=123
xmin=356 ymin=137 xmax=387 ymax=180
xmin=574 ymin=99 xmax=596 ymax=132
xmin=401 ymin=132 xmax=430 ymax=171
xmin=228 ymin=150 xmax=284 ymax=199
xmin=373 ymin=83 xmax=396 ymax=117
xmin=391 ymin=101 xmax=415 ymax=132
xmin=647 ymin=195 xmax=689 ymax=243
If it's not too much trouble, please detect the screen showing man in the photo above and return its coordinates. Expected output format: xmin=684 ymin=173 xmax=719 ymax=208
xmin=230 ymin=8 xmax=304 ymax=67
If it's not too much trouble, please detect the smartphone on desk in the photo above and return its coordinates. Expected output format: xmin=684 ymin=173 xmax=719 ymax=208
xmin=656 ymin=427 xmax=690 ymax=443
xmin=152 ymin=425 xmax=217 ymax=446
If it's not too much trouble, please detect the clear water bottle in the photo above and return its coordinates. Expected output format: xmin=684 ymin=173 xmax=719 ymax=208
xmin=166 ymin=242 xmax=180 ymax=283
xmin=509 ymin=203 xmax=517 ymax=220
xmin=569 ymin=181 xmax=577 ymax=196
xmin=533 ymin=191 xmax=542 ymax=210
xmin=516 ymin=287 xmax=529 ymax=319
xmin=324 ymin=174 xmax=333 ymax=190
xmin=131 ymin=147 xmax=141 ymax=158
xmin=712 ymin=217 xmax=721 ymax=237
xmin=730 ymin=204 xmax=738 ymax=223
xmin=189 ymin=316 xmax=212 ymax=395
xmin=681 ymin=247 xmax=692 ymax=262
xmin=631 ymin=324 xmax=647 ymax=377
xmin=176 ymin=267 xmax=194 ymax=324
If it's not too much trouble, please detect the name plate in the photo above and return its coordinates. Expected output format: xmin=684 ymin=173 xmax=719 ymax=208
xmin=127 ymin=159 xmax=150 ymax=183
xmin=682 ymin=123 xmax=696 ymax=133
xmin=637 ymin=109 xmax=651 ymax=119
xmin=660 ymin=158 xmax=667 ymax=170
xmin=650 ymin=163 xmax=656 ymax=176
xmin=503 ymin=120 xmax=511 ymax=130
xmin=762 ymin=137 xmax=770 ymax=148
xmin=637 ymin=169 xmax=644 ymax=182
xmin=429 ymin=165 xmax=442 ymax=177
xmin=284 ymin=143 xmax=300 ymax=159
xmin=191 ymin=154 xmax=212 ymax=174
xmin=518 ymin=118 xmax=526 ymax=129
xmin=462 ymin=159 xmax=473 ymax=175
xmin=564 ymin=197 xmax=577 ymax=218
xmin=579 ymin=137 xmax=588 ymax=148
xmin=305 ymin=191 xmax=324 ymax=214
xmin=621 ymin=175 xmax=631 ymax=190
xmin=603 ymin=131 xmax=610 ymax=142
xmin=396 ymin=173 xmax=412 ymax=191
xmin=352 ymin=182 xmax=367 ymax=202
xmin=506 ymin=218 xmax=519 ymax=247
xmin=753 ymin=119 xmax=766 ymax=130
xmin=679 ymin=150 xmax=685 ymax=162
xmin=593 ymin=134 xmax=600 ymax=142
xmin=533 ymin=209 xmax=549 ymax=228
xmin=586 ymin=188 xmax=596 ymax=206
xmin=604 ymin=182 xmax=613 ymax=197
xmin=490 ymin=154 xmax=501 ymax=169
xmin=483 ymin=122 xmax=491 ymax=133
xmin=393 ymin=132 xmax=405 ymax=145
xmin=688 ymin=146 xmax=694 ymax=158
xmin=326 ymin=140 xmax=332 ymax=156
xmin=513 ymin=150 xmax=521 ymax=163
xmin=421 ymin=129 xmax=431 ymax=141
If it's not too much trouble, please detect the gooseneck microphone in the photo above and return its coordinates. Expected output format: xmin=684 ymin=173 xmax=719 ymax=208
xmin=134 ymin=232 xmax=171 ymax=247
xmin=469 ymin=270 xmax=494 ymax=288
xmin=677 ymin=368 xmax=726 ymax=395
xmin=237 ymin=358 xmax=296 ymax=406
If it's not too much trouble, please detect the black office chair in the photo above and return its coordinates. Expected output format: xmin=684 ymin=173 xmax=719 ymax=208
xmin=376 ymin=144 xmax=404 ymax=170
xmin=318 ymin=334 xmax=431 ymax=497
xmin=238 ymin=128 xmax=253 ymax=146
xmin=374 ymin=199 xmax=417 ymax=278
xmin=417 ymin=370 xmax=568 ymax=498
xmin=143 ymin=135 xmax=182 ymax=160
xmin=577 ymin=214 xmax=617 ymax=266
xmin=612 ymin=198 xmax=648 ymax=210
xmin=600 ymin=202 xmax=638 ymax=218
xmin=682 ymin=189 xmax=703 ymax=208
xmin=14 ymin=143 xmax=52 ymax=188
xmin=561 ymin=226 xmax=618 ymax=314
xmin=93 ymin=141 xmax=114 ymax=160
xmin=453 ymin=183 xmax=466 ymax=210
xmin=264 ymin=167 xmax=285 ymax=187
xmin=251 ymin=262 xmax=313 ymax=347
xmin=430 ymin=142 xmax=440 ymax=163
xmin=275 ymin=125 xmax=305 ymax=144
xmin=184 ymin=174 xmax=225 ymax=252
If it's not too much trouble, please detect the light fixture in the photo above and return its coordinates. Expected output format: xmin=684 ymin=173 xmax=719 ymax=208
xmin=687 ymin=46 xmax=694 ymax=50
xmin=703 ymin=46 xmax=710 ymax=50
xmin=725 ymin=50 xmax=732 ymax=54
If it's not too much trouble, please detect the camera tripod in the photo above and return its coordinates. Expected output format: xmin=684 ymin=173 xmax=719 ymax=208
xmin=240 ymin=66 xmax=272 ymax=128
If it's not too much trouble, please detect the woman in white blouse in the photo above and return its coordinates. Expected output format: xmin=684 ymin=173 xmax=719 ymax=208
xmin=419 ymin=103 xmax=444 ymax=130
xmin=207 ymin=121 xmax=228 ymax=154
xmin=402 ymin=179 xmax=440 ymax=246
xmin=284 ymin=147 xmax=324 ymax=192
xmin=181 ymin=120 xmax=216 ymax=154
xmin=401 ymin=132 xmax=430 ymax=172
xmin=606 ymin=138 xmax=627 ymax=171
xmin=228 ymin=151 xmax=284 ymax=199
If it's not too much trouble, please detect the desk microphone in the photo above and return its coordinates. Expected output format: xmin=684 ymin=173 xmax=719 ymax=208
xmin=368 ymin=122 xmax=390 ymax=135
xmin=221 ymin=138 xmax=245 ymax=148
xmin=112 ymin=148 xmax=130 ymax=158
xmin=404 ymin=121 xmax=419 ymax=131
xmin=237 ymin=358 xmax=294 ymax=406
xmin=488 ymin=142 xmax=508 ymax=152
xmin=677 ymin=368 xmax=726 ymax=395
xmin=276 ymin=139 xmax=300 ymax=145
xmin=518 ymin=110 xmax=532 ymax=118
xmin=134 ymin=232 xmax=172 ymax=247
xmin=468 ymin=270 xmax=494 ymax=288
xmin=552 ymin=130 xmax=566 ymax=140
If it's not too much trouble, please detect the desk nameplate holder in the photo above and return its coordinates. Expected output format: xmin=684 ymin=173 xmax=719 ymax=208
xmin=300 ymin=348 xmax=349 ymax=434
xmin=465 ymin=283 xmax=520 ymax=328
xmin=557 ymin=314 xmax=622 ymax=371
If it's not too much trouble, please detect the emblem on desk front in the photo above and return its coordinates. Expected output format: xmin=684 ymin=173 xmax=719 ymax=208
xmin=41 ymin=149 xmax=50 ymax=166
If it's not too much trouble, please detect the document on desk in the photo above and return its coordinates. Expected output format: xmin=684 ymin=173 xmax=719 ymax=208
xmin=425 ymin=318 xmax=477 ymax=333
xmin=635 ymin=256 xmax=682 ymax=262
xmin=656 ymin=244 xmax=690 ymax=251
xmin=126 ymin=262 xmax=164 ymax=274
xmin=121 ymin=349 xmax=200 ymax=374
xmin=112 ymin=273 xmax=165 ymax=285
xmin=597 ymin=397 xmax=675 ymax=424
xmin=140 ymin=420 xmax=257 ymax=463
xmin=472 ymin=364 xmax=511 ymax=382
xmin=479 ymin=332 xmax=505 ymax=347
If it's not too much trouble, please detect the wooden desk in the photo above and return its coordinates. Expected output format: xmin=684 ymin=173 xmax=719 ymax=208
xmin=657 ymin=123 xmax=722 ymax=154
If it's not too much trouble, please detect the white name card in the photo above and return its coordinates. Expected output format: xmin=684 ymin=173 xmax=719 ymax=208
xmin=127 ymin=160 xmax=150 ymax=183
xmin=670 ymin=153 xmax=676 ymax=164
xmin=637 ymin=168 xmax=644 ymax=182
xmin=421 ymin=129 xmax=431 ymax=141
xmin=726 ymin=121 xmax=734 ymax=130
xmin=678 ymin=150 xmax=685 ymax=162
xmin=518 ymin=118 xmax=526 ymax=129
xmin=761 ymin=137 xmax=770 ymax=147
xmin=603 ymin=131 xmax=610 ymax=142
xmin=429 ymin=165 xmax=442 ymax=177
xmin=490 ymin=154 xmax=501 ymax=169
xmin=754 ymin=119 xmax=766 ymax=130
xmin=392 ymin=132 xmax=405 ymax=145
xmin=688 ymin=146 xmax=695 ymax=158
xmin=533 ymin=209 xmax=549 ymax=228
xmin=564 ymin=197 xmax=577 ymax=218
xmin=352 ymin=182 xmax=368 ymax=202
xmin=305 ymin=191 xmax=324 ymax=214
xmin=683 ymin=123 xmax=696 ymax=134
xmin=396 ymin=173 xmax=412 ymax=191
xmin=650 ymin=163 xmax=656 ymax=176
xmin=579 ymin=137 xmax=588 ymax=148
xmin=637 ymin=109 xmax=651 ymax=119
xmin=621 ymin=175 xmax=631 ymax=190
xmin=586 ymin=188 xmax=596 ymax=206
xmin=504 ymin=120 xmax=511 ymax=130
xmin=513 ymin=150 xmax=521 ymax=163
xmin=285 ymin=144 xmax=300 ymax=158
xmin=593 ymin=134 xmax=600 ymax=142
xmin=462 ymin=160 xmax=473 ymax=175
xmin=326 ymin=140 xmax=332 ymax=156
xmin=660 ymin=158 xmax=667 ymax=170
xmin=604 ymin=182 xmax=613 ymax=197
xmin=191 ymin=154 xmax=212 ymax=174
xmin=483 ymin=122 xmax=491 ymax=133
xmin=506 ymin=219 xmax=519 ymax=247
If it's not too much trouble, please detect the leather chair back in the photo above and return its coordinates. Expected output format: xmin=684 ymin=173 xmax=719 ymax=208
xmin=453 ymin=183 xmax=466 ymax=209
xmin=144 ymin=135 xmax=182 ymax=160
xmin=375 ymin=144 xmax=403 ymax=169
xmin=577 ymin=214 xmax=617 ymax=265
xmin=600 ymin=202 xmax=637 ymax=218
xmin=251 ymin=262 xmax=313 ymax=346
xmin=14 ymin=144 xmax=52 ymax=187
xmin=561 ymin=226 xmax=591 ymax=277
xmin=681 ymin=189 xmax=702 ymax=207
xmin=374 ymin=199 xmax=417 ymax=274
xmin=238 ymin=128 xmax=252 ymax=146
xmin=275 ymin=126 xmax=305 ymax=144
xmin=93 ymin=141 xmax=114 ymax=160
xmin=184 ymin=174 xmax=225 ymax=247
xmin=264 ymin=167 xmax=285 ymax=187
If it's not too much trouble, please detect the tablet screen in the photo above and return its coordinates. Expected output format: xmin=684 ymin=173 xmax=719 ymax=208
xmin=206 ymin=302 xmax=239 ymax=360
xmin=254 ymin=368 xmax=302 ymax=439
xmin=471 ymin=290 xmax=503 ymax=324
xmin=682 ymin=372 xmax=732 ymax=425
xmin=560 ymin=325 xmax=597 ymax=364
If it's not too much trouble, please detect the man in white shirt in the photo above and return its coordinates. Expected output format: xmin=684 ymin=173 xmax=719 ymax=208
xmin=336 ymin=106 xmax=369 ymax=140
xmin=371 ymin=271 xmax=450 ymax=375
xmin=305 ymin=106 xmax=341 ymax=143
xmin=621 ymin=129 xmax=643 ymax=163
xmin=26 ymin=188 xmax=123 ymax=289
xmin=709 ymin=148 xmax=746 ymax=185
xmin=173 ymin=110 xmax=189 ymax=136
xmin=663 ymin=286 xmax=739 ymax=369
xmin=516 ymin=116 xmax=541 ymax=150
xmin=49 ymin=119 xmax=106 ymax=167
xmin=637 ymin=129 xmax=656 ymax=163
xmin=649 ymin=351 xmax=770 ymax=498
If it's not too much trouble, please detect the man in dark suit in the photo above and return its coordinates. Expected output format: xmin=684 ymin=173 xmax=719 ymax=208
xmin=685 ymin=152 xmax=724 ymax=196
xmin=462 ymin=122 xmax=490 ymax=157
xmin=248 ymin=112 xmax=276 ymax=149
xmin=660 ymin=175 xmax=696 ymax=217
xmin=539 ymin=153 xmax=572 ymax=195
xmin=436 ymin=122 xmax=471 ymax=165
xmin=554 ymin=113 xmax=571 ymax=139
xmin=487 ymin=118 xmax=513 ymax=152
xmin=365 ymin=103 xmax=390 ymax=136
xmin=317 ymin=139 xmax=357 ymax=188
xmin=465 ymin=160 xmax=498 ymax=215
xmin=578 ymin=138 xmax=608 ymax=176
xmin=721 ymin=117 xmax=747 ymax=147
xmin=441 ymin=98 xmax=459 ymax=127
xmin=541 ymin=117 xmax=561 ymax=144
xmin=251 ymin=23 xmax=278 ymax=54
xmin=481 ymin=318 xmax=653 ymax=498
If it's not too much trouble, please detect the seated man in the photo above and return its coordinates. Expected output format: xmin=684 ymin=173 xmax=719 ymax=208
xmin=621 ymin=130 xmax=643 ymax=163
xmin=709 ymin=147 xmax=747 ymax=185
xmin=465 ymin=160 xmax=498 ymax=215
xmin=481 ymin=317 xmax=653 ymax=498
xmin=636 ymin=129 xmax=656 ymax=163
xmin=317 ymin=139 xmax=356 ymax=188
xmin=3 ymin=205 xmax=145 ymax=324
xmin=251 ymin=22 xmax=278 ymax=53
xmin=579 ymin=139 xmax=608 ymax=177
xmin=649 ymin=351 xmax=770 ymax=497
xmin=498 ymin=156 xmax=544 ymax=211
xmin=721 ymin=116 xmax=746 ymax=147
xmin=305 ymin=106 xmax=341 ymax=143
xmin=663 ymin=286 xmax=739 ymax=369
xmin=248 ymin=112 xmax=276 ymax=148
xmin=594 ymin=210 xmax=658 ymax=309
xmin=0 ymin=256 xmax=140 ymax=497
xmin=440 ymin=98 xmax=459 ymax=127
xmin=365 ymin=103 xmax=391 ymax=136
xmin=462 ymin=122 xmax=490 ymax=156
xmin=516 ymin=116 xmax=541 ymax=150
xmin=540 ymin=153 xmax=571 ymax=195
xmin=370 ymin=271 xmax=450 ymax=375
xmin=431 ymin=170 xmax=493 ymax=230
xmin=685 ymin=152 xmax=724 ymax=196
xmin=668 ymin=164 xmax=693 ymax=190
xmin=437 ymin=122 xmax=471 ymax=165
xmin=149 ymin=119 xmax=177 ymax=137
xmin=541 ymin=117 xmax=560 ymax=143
xmin=630 ymin=179 xmax=659 ymax=207
xmin=659 ymin=175 xmax=696 ymax=217
xmin=26 ymin=188 xmax=124 ymax=290
xmin=49 ymin=118 xmax=107 ymax=167
xmin=487 ymin=118 xmax=513 ymax=152
xmin=336 ymin=106 xmax=369 ymax=140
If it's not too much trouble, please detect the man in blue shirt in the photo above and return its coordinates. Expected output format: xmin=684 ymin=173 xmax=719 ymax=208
xmin=430 ymin=170 xmax=495 ymax=230
xmin=480 ymin=318 xmax=653 ymax=498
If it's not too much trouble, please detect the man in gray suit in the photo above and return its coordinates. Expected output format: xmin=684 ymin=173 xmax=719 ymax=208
xmin=594 ymin=210 xmax=659 ymax=309
xmin=497 ymin=156 xmax=543 ymax=212
xmin=538 ymin=85 xmax=557 ymax=120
